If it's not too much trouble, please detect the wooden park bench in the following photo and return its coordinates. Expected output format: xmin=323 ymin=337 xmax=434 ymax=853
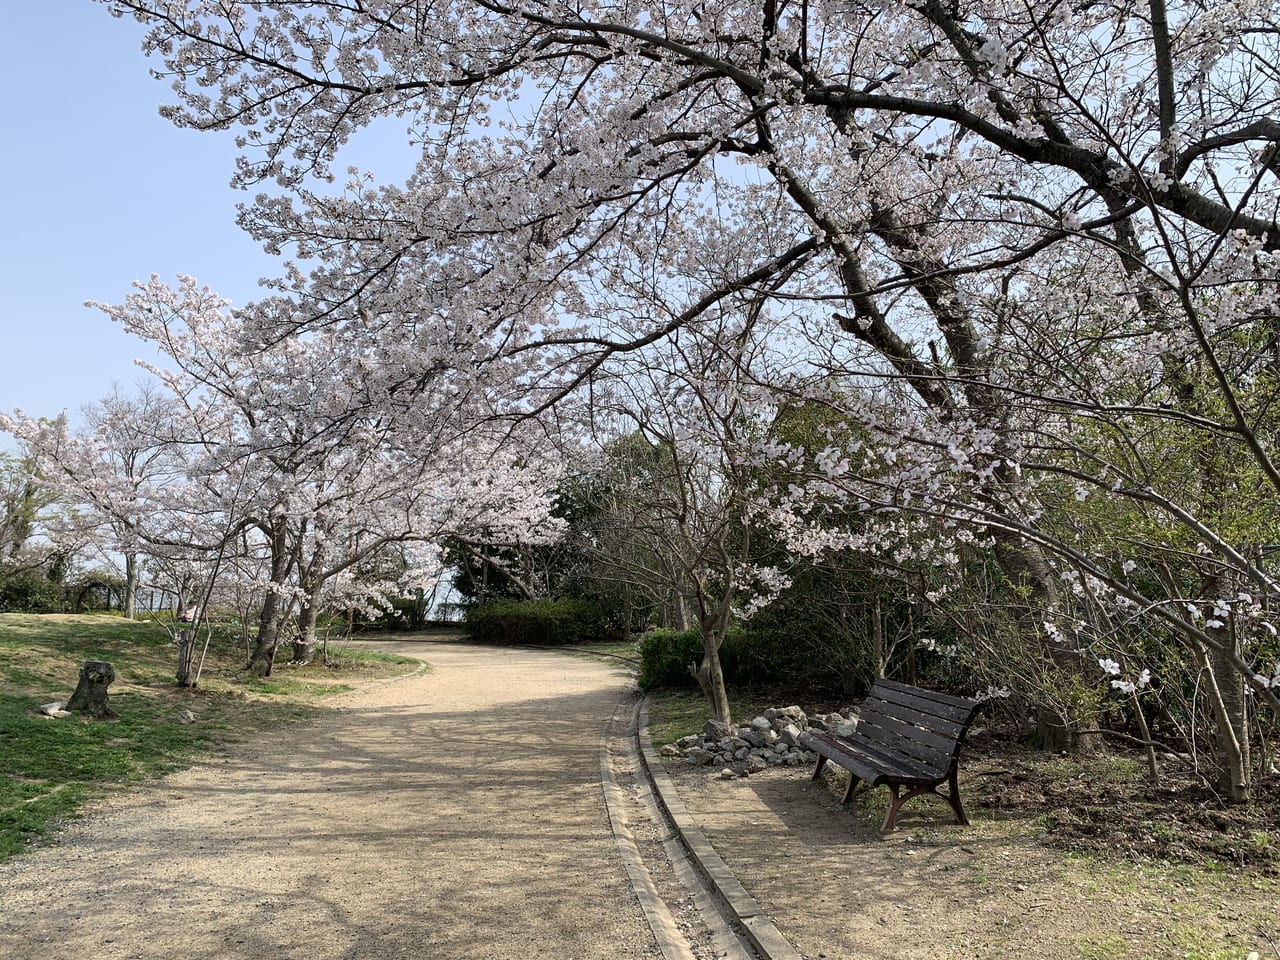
xmin=798 ymin=679 xmax=982 ymax=833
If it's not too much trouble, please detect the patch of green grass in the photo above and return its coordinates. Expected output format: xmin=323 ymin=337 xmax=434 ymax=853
xmin=0 ymin=613 xmax=423 ymax=862
xmin=565 ymin=640 xmax=641 ymax=663
xmin=644 ymin=687 xmax=782 ymax=746
xmin=245 ymin=676 xmax=354 ymax=698
xmin=1075 ymin=934 xmax=1130 ymax=960
xmin=318 ymin=645 xmax=421 ymax=672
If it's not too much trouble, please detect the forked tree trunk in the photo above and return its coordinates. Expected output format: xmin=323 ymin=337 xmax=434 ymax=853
xmin=1201 ymin=577 xmax=1251 ymax=802
xmin=1199 ymin=625 xmax=1250 ymax=802
xmin=66 ymin=660 xmax=118 ymax=720
xmin=248 ymin=514 xmax=292 ymax=677
xmin=176 ymin=628 xmax=196 ymax=687
xmin=292 ymin=597 xmax=319 ymax=666
xmin=692 ymin=633 xmax=733 ymax=728
xmin=992 ymin=531 xmax=1102 ymax=754
xmin=248 ymin=593 xmax=285 ymax=677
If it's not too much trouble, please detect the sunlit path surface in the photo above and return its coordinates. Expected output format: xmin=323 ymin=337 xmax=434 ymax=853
xmin=0 ymin=642 xmax=658 ymax=960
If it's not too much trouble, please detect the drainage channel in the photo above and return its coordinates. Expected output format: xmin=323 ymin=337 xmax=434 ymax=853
xmin=602 ymin=695 xmax=760 ymax=960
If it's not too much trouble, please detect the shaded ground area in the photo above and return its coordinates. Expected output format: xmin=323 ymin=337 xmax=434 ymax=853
xmin=965 ymin=737 xmax=1280 ymax=875
xmin=0 ymin=642 xmax=659 ymax=960
xmin=664 ymin=750 xmax=1279 ymax=960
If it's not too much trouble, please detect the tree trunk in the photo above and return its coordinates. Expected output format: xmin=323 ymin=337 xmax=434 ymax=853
xmin=1199 ymin=567 xmax=1251 ymax=802
xmin=66 ymin=660 xmax=118 ymax=720
xmin=292 ymin=596 xmax=319 ymax=666
xmin=248 ymin=513 xmax=292 ymax=677
xmin=176 ymin=628 xmax=196 ymax=687
xmin=992 ymin=531 xmax=1103 ymax=753
xmin=1201 ymin=602 xmax=1250 ymax=802
xmin=123 ymin=552 xmax=139 ymax=620
xmin=871 ymin=594 xmax=885 ymax=677
xmin=692 ymin=631 xmax=733 ymax=727
xmin=248 ymin=591 xmax=284 ymax=677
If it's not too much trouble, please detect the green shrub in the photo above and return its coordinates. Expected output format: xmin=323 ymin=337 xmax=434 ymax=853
xmin=637 ymin=626 xmax=776 ymax=689
xmin=0 ymin=573 xmax=65 ymax=614
xmin=637 ymin=628 xmax=704 ymax=688
xmin=464 ymin=598 xmax=607 ymax=646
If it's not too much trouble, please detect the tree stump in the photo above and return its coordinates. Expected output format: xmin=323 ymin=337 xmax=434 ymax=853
xmin=65 ymin=660 xmax=118 ymax=720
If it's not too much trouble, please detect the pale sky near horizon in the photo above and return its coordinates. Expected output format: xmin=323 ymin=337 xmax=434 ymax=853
xmin=0 ymin=2 xmax=282 ymax=436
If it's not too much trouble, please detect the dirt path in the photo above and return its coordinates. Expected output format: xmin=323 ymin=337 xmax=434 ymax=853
xmin=0 ymin=642 xmax=661 ymax=960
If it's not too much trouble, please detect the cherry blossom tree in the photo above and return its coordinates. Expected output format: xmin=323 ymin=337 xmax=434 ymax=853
xmin=93 ymin=0 xmax=1280 ymax=781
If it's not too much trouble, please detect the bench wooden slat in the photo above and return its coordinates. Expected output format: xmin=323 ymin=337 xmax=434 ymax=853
xmin=877 ymin=678 xmax=978 ymax=711
xmin=800 ymin=679 xmax=981 ymax=833
xmin=800 ymin=729 xmax=941 ymax=783
xmin=857 ymin=704 xmax=962 ymax=760
xmin=872 ymin=683 xmax=977 ymax=725
xmin=849 ymin=725 xmax=950 ymax=779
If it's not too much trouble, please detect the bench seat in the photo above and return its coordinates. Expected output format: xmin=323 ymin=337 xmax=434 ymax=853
xmin=798 ymin=679 xmax=981 ymax=833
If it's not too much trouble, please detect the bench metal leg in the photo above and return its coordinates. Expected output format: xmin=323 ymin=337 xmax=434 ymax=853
xmin=879 ymin=775 xmax=970 ymax=833
xmin=945 ymin=768 xmax=969 ymax=826
xmin=810 ymin=755 xmax=827 ymax=781
xmin=881 ymin=785 xmax=905 ymax=833
xmin=843 ymin=774 xmax=868 ymax=805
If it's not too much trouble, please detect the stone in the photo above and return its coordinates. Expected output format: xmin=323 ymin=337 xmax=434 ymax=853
xmin=764 ymin=729 xmax=780 ymax=745
xmin=733 ymin=747 xmax=750 ymax=760
xmin=703 ymin=720 xmax=735 ymax=741
xmin=746 ymin=755 xmax=768 ymax=774
xmin=675 ymin=735 xmax=701 ymax=749
xmin=660 ymin=744 xmax=682 ymax=758
xmin=37 ymin=702 xmax=65 ymax=716
xmin=807 ymin=715 xmax=829 ymax=731
xmin=778 ymin=722 xmax=803 ymax=747
xmin=773 ymin=742 xmax=790 ymax=754
xmin=685 ymin=747 xmax=715 ymax=766
xmin=176 ymin=709 xmax=197 ymax=724
xmin=741 ymin=730 xmax=766 ymax=748
xmin=832 ymin=718 xmax=858 ymax=738
xmin=718 ymin=768 xmax=738 ymax=780
xmin=750 ymin=716 xmax=772 ymax=731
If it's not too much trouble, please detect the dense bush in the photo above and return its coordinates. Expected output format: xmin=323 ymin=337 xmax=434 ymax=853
xmin=0 ymin=573 xmax=65 ymax=613
xmin=638 ymin=626 xmax=780 ymax=689
xmin=464 ymin=598 xmax=608 ymax=646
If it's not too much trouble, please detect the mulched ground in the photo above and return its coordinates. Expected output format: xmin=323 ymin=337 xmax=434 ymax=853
xmin=962 ymin=735 xmax=1280 ymax=875
xmin=738 ymin=682 xmax=1280 ymax=877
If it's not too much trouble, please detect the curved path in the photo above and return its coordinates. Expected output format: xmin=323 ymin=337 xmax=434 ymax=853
xmin=0 ymin=642 xmax=662 ymax=960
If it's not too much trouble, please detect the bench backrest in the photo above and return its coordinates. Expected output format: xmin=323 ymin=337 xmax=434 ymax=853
xmin=857 ymin=679 xmax=981 ymax=780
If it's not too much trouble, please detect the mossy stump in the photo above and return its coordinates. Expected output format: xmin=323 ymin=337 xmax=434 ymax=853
xmin=65 ymin=660 xmax=118 ymax=720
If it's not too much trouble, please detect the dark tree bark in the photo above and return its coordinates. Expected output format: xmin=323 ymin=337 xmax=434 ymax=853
xmin=65 ymin=661 xmax=118 ymax=720
xmin=291 ymin=597 xmax=319 ymax=666
xmin=248 ymin=512 xmax=293 ymax=677
xmin=176 ymin=628 xmax=196 ymax=687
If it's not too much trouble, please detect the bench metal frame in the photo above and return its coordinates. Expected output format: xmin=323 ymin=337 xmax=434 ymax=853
xmin=798 ymin=679 xmax=981 ymax=833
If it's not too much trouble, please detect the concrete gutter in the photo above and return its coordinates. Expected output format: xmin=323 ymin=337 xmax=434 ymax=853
xmin=636 ymin=700 xmax=804 ymax=960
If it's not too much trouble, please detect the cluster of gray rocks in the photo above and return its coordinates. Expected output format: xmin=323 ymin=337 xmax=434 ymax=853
xmin=657 ymin=705 xmax=859 ymax=779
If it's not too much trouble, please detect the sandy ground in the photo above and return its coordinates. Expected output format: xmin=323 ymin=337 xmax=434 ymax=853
xmin=665 ymin=762 xmax=1279 ymax=960
xmin=6 ymin=640 xmax=1274 ymax=960
xmin=0 ymin=642 xmax=660 ymax=960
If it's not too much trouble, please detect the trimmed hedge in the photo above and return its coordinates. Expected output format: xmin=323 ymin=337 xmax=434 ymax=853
xmin=638 ymin=626 xmax=782 ymax=689
xmin=464 ymin=598 xmax=607 ymax=646
xmin=0 ymin=573 xmax=64 ymax=613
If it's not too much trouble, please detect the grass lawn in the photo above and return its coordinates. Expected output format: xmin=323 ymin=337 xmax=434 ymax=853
xmin=0 ymin=613 xmax=419 ymax=862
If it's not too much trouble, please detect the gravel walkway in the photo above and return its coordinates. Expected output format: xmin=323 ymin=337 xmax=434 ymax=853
xmin=0 ymin=642 xmax=660 ymax=960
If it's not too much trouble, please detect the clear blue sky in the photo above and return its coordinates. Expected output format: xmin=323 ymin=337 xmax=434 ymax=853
xmin=0 ymin=1 xmax=278 ymax=428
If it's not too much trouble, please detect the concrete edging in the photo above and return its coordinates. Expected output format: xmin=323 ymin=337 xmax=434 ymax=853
xmin=636 ymin=700 xmax=804 ymax=960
